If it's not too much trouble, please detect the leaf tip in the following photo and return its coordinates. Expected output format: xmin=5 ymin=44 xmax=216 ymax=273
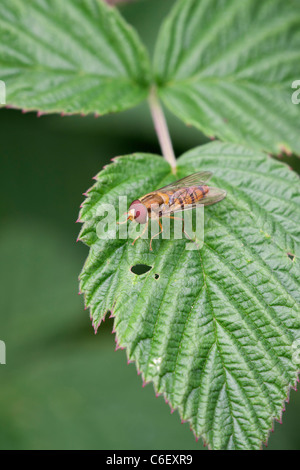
xmin=278 ymin=143 xmax=292 ymax=156
xmin=91 ymin=318 xmax=101 ymax=334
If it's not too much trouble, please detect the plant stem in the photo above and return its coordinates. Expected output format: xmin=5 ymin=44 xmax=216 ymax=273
xmin=148 ymin=87 xmax=177 ymax=173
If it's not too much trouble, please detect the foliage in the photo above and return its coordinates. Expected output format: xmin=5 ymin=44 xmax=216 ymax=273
xmin=78 ymin=143 xmax=300 ymax=449
xmin=154 ymin=0 xmax=300 ymax=154
xmin=1 ymin=0 xmax=300 ymax=450
xmin=0 ymin=0 xmax=150 ymax=114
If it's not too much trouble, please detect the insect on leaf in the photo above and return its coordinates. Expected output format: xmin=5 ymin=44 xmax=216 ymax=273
xmin=78 ymin=142 xmax=300 ymax=450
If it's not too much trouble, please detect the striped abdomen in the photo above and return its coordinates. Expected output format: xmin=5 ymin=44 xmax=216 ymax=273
xmin=168 ymin=185 xmax=209 ymax=210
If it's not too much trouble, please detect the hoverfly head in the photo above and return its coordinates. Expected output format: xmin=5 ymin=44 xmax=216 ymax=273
xmin=128 ymin=199 xmax=148 ymax=224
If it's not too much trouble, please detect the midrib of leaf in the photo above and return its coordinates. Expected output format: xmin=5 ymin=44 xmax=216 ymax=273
xmin=155 ymin=0 xmax=299 ymax=83
xmin=0 ymin=16 xmax=140 ymax=80
xmin=195 ymin=270 xmax=282 ymax=449
xmin=153 ymin=0 xmax=239 ymax=80
xmin=164 ymin=75 xmax=294 ymax=88
xmin=154 ymin=0 xmax=300 ymax=154
xmin=168 ymin=83 xmax=297 ymax=156
xmin=139 ymin=227 xmax=294 ymax=398
xmin=170 ymin=279 xmax=205 ymax=393
xmin=171 ymin=247 xmax=276 ymax=448
xmin=0 ymin=19 xmax=80 ymax=71
xmin=160 ymin=81 xmax=299 ymax=153
xmin=78 ymin=144 xmax=299 ymax=449
xmin=200 ymin=279 xmax=267 ymax=449
xmin=216 ymin=82 xmax=297 ymax=136
xmin=173 ymin=13 xmax=299 ymax=82
xmin=1 ymin=0 xmax=143 ymax=78
xmin=143 ymin=243 xmax=190 ymax=376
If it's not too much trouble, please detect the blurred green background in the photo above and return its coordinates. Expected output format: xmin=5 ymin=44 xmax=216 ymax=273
xmin=0 ymin=0 xmax=299 ymax=450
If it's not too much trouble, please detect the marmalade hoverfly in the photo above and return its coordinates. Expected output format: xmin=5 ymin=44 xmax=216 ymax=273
xmin=119 ymin=171 xmax=226 ymax=250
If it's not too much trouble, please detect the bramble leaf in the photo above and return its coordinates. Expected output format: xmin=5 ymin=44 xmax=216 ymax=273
xmin=78 ymin=142 xmax=300 ymax=450
xmin=154 ymin=0 xmax=300 ymax=156
xmin=0 ymin=0 xmax=150 ymax=115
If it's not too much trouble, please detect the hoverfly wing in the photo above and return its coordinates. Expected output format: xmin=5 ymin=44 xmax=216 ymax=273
xmin=199 ymin=186 xmax=227 ymax=207
xmin=156 ymin=171 xmax=213 ymax=192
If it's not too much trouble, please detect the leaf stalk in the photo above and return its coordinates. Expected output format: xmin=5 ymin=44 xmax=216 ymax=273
xmin=148 ymin=87 xmax=177 ymax=173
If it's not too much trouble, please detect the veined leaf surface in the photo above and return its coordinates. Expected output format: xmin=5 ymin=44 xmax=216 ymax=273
xmin=78 ymin=142 xmax=300 ymax=450
xmin=154 ymin=0 xmax=300 ymax=155
xmin=0 ymin=0 xmax=150 ymax=115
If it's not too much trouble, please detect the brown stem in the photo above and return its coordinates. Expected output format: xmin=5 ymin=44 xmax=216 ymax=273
xmin=148 ymin=87 xmax=177 ymax=173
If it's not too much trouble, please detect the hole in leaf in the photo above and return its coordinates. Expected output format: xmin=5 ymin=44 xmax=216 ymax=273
xmin=287 ymin=252 xmax=295 ymax=261
xmin=131 ymin=264 xmax=152 ymax=275
xmin=154 ymin=274 xmax=160 ymax=280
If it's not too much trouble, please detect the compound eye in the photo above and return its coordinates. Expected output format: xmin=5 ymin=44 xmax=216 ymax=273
xmin=129 ymin=200 xmax=148 ymax=224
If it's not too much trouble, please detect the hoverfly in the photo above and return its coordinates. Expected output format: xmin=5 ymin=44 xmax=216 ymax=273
xmin=118 ymin=171 xmax=226 ymax=250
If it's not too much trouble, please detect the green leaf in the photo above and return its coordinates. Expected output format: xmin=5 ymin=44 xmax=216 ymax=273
xmin=154 ymin=0 xmax=300 ymax=156
xmin=0 ymin=0 xmax=150 ymax=115
xmin=0 ymin=217 xmax=201 ymax=451
xmin=78 ymin=142 xmax=300 ymax=450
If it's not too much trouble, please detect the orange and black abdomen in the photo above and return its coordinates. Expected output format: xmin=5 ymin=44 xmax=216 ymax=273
xmin=169 ymin=185 xmax=209 ymax=210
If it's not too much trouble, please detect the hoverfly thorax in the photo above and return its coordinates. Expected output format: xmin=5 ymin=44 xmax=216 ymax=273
xmin=128 ymin=199 xmax=148 ymax=224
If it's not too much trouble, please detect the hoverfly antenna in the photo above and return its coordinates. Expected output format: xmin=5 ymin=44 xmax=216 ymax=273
xmin=117 ymin=212 xmax=130 ymax=225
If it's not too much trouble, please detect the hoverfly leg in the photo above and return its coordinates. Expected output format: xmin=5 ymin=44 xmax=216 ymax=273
xmin=117 ymin=212 xmax=130 ymax=225
xmin=149 ymin=220 xmax=163 ymax=251
xmin=132 ymin=222 xmax=149 ymax=246
xmin=179 ymin=218 xmax=199 ymax=248
xmin=162 ymin=215 xmax=194 ymax=243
